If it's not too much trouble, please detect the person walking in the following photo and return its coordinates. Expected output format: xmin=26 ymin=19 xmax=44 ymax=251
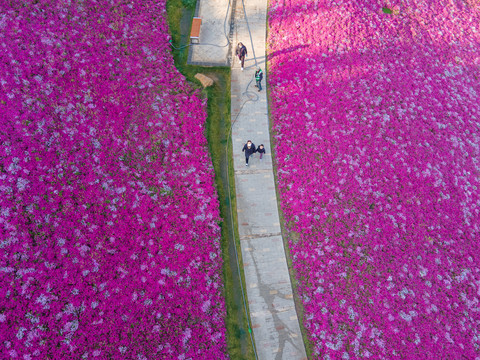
xmin=254 ymin=67 xmax=263 ymax=91
xmin=236 ymin=42 xmax=248 ymax=71
xmin=242 ymin=140 xmax=256 ymax=166
xmin=256 ymin=144 xmax=266 ymax=160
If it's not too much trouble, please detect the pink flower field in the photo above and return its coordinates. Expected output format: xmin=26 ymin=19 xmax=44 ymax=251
xmin=0 ymin=1 xmax=227 ymax=358
xmin=268 ymin=0 xmax=480 ymax=358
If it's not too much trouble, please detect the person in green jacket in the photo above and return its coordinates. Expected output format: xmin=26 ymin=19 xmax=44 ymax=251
xmin=254 ymin=67 xmax=263 ymax=92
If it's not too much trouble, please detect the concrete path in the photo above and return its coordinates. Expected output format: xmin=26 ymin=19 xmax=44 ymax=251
xmin=184 ymin=0 xmax=308 ymax=357
xmin=230 ymin=0 xmax=307 ymax=359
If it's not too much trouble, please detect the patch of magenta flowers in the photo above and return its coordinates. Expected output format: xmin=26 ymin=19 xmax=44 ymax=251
xmin=0 ymin=1 xmax=227 ymax=359
xmin=268 ymin=0 xmax=480 ymax=358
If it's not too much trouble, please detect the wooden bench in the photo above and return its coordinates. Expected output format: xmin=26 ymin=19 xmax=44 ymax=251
xmin=190 ymin=17 xmax=202 ymax=44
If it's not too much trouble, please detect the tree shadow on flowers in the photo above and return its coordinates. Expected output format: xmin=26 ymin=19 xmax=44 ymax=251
xmin=267 ymin=44 xmax=310 ymax=61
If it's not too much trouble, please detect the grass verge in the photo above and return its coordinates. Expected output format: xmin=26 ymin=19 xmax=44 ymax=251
xmin=166 ymin=1 xmax=255 ymax=358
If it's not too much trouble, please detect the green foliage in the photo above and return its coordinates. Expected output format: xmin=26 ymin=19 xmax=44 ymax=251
xmin=181 ymin=0 xmax=196 ymax=9
xmin=382 ymin=7 xmax=393 ymax=14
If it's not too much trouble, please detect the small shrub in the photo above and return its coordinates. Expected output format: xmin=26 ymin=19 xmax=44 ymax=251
xmin=182 ymin=0 xmax=196 ymax=9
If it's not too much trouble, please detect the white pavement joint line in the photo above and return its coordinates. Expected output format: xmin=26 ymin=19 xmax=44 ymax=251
xmin=234 ymin=169 xmax=272 ymax=175
xmin=239 ymin=232 xmax=283 ymax=240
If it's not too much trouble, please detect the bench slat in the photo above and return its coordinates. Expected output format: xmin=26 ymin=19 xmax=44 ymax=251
xmin=190 ymin=17 xmax=202 ymax=41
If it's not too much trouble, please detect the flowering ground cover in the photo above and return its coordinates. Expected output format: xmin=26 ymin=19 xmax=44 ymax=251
xmin=268 ymin=0 xmax=480 ymax=358
xmin=0 ymin=1 xmax=227 ymax=358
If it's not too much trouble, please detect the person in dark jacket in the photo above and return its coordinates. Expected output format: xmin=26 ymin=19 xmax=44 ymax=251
xmin=242 ymin=140 xmax=256 ymax=166
xmin=256 ymin=144 xmax=266 ymax=160
xmin=254 ymin=68 xmax=263 ymax=91
xmin=236 ymin=42 xmax=248 ymax=71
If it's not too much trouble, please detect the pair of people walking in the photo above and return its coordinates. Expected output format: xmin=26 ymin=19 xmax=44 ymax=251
xmin=235 ymin=43 xmax=264 ymax=91
xmin=242 ymin=140 xmax=266 ymax=166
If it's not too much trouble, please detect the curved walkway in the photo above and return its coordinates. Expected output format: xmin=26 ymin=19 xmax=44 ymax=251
xmin=230 ymin=1 xmax=307 ymax=359
xmin=186 ymin=0 xmax=308 ymax=357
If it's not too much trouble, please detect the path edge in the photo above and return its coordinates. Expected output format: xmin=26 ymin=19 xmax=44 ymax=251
xmin=263 ymin=7 xmax=314 ymax=358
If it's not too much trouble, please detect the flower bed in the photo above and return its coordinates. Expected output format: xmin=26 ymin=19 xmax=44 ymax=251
xmin=268 ymin=0 xmax=480 ymax=358
xmin=0 ymin=1 xmax=227 ymax=358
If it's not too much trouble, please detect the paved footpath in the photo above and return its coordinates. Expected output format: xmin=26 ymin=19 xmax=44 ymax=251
xmin=185 ymin=0 xmax=308 ymax=356
xmin=230 ymin=0 xmax=307 ymax=359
